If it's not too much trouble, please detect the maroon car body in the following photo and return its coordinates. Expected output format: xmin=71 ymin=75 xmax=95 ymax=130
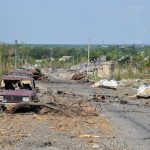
xmin=9 ymin=69 xmax=33 ymax=76
xmin=9 ymin=68 xmax=42 ymax=80
xmin=0 ymin=74 xmax=37 ymax=108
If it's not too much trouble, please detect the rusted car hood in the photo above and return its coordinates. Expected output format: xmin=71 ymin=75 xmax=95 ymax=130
xmin=0 ymin=90 xmax=33 ymax=97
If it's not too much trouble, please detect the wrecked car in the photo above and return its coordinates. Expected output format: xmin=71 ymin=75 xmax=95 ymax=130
xmin=9 ymin=68 xmax=42 ymax=81
xmin=0 ymin=74 xmax=38 ymax=112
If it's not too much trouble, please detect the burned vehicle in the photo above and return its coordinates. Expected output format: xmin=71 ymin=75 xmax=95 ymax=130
xmin=0 ymin=74 xmax=38 ymax=112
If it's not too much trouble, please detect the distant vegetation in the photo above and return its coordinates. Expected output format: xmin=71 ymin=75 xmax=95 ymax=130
xmin=0 ymin=43 xmax=150 ymax=79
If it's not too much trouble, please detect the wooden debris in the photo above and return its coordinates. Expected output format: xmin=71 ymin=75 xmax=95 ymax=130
xmin=79 ymin=134 xmax=100 ymax=138
xmin=93 ymin=95 xmax=105 ymax=102
xmin=71 ymin=73 xmax=85 ymax=80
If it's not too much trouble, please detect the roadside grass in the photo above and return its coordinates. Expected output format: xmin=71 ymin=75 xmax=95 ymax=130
xmin=89 ymin=75 xmax=102 ymax=81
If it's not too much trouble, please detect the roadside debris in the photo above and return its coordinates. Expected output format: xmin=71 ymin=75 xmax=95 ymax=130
xmin=92 ymin=95 xmax=105 ymax=102
xmin=120 ymin=99 xmax=128 ymax=104
xmin=38 ymin=141 xmax=52 ymax=148
xmin=79 ymin=134 xmax=100 ymax=138
xmin=91 ymin=144 xmax=100 ymax=149
xmin=137 ymin=85 xmax=150 ymax=98
xmin=71 ymin=73 xmax=86 ymax=80
xmin=91 ymin=79 xmax=118 ymax=89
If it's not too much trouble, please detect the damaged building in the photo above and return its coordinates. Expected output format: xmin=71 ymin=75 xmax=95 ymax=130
xmin=95 ymin=61 xmax=115 ymax=78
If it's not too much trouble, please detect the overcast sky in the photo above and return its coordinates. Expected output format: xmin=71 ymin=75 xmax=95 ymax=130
xmin=0 ymin=0 xmax=149 ymax=44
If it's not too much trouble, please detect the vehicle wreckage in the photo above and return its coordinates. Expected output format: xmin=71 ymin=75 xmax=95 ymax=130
xmin=0 ymin=74 xmax=38 ymax=112
xmin=9 ymin=68 xmax=44 ymax=81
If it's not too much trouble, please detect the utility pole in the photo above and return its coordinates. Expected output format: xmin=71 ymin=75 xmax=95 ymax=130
xmin=76 ymin=49 xmax=78 ymax=64
xmin=87 ymin=39 xmax=91 ymax=77
xmin=15 ymin=40 xmax=18 ymax=69
xmin=73 ymin=54 xmax=75 ymax=66
xmin=50 ymin=48 xmax=53 ymax=72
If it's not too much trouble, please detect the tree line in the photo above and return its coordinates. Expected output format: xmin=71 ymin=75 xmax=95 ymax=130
xmin=0 ymin=43 xmax=150 ymax=78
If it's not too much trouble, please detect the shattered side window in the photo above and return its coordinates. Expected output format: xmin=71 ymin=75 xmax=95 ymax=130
xmin=4 ymin=80 xmax=18 ymax=90
xmin=21 ymin=80 xmax=32 ymax=90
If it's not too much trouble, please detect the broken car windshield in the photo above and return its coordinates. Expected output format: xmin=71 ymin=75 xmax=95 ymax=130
xmin=1 ymin=80 xmax=32 ymax=90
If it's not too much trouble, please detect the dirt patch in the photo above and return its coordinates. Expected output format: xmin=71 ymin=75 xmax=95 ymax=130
xmin=0 ymin=111 xmax=113 ymax=150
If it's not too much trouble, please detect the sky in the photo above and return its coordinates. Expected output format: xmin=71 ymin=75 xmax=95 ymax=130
xmin=0 ymin=0 xmax=150 ymax=44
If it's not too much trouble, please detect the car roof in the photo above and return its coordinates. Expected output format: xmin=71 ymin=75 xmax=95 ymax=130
xmin=9 ymin=69 xmax=33 ymax=76
xmin=2 ymin=75 xmax=33 ymax=81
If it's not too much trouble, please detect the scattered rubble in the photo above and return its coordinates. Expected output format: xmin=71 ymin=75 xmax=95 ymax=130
xmin=137 ymin=85 xmax=150 ymax=98
xmin=38 ymin=89 xmax=98 ymax=117
xmin=91 ymin=79 xmax=118 ymax=89
xmin=119 ymin=79 xmax=150 ymax=88
xmin=92 ymin=95 xmax=105 ymax=102
xmin=120 ymin=99 xmax=128 ymax=104
xmin=91 ymin=143 xmax=100 ymax=149
xmin=71 ymin=73 xmax=86 ymax=80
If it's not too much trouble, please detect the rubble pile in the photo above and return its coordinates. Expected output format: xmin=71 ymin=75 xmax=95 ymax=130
xmin=71 ymin=73 xmax=86 ymax=80
xmin=38 ymin=89 xmax=98 ymax=117
xmin=91 ymin=79 xmax=118 ymax=89
xmin=137 ymin=85 xmax=150 ymax=98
